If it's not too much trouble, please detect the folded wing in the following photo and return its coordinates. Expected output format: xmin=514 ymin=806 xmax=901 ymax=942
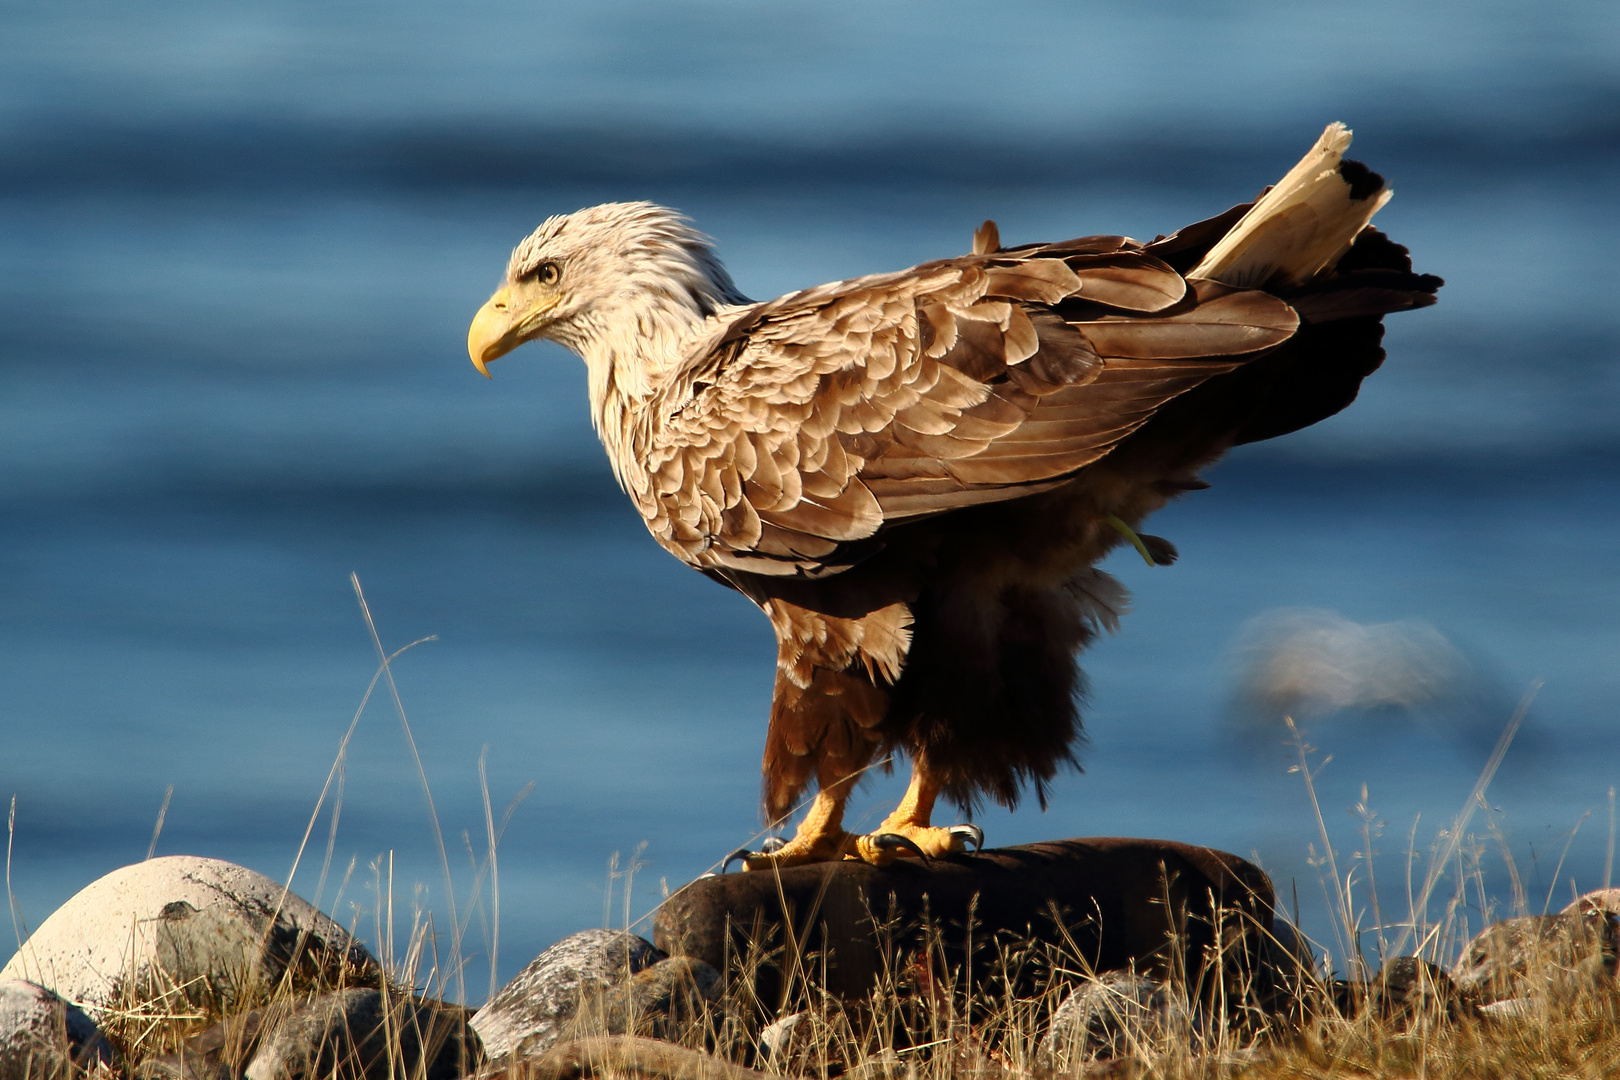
xmin=632 ymin=235 xmax=1305 ymax=577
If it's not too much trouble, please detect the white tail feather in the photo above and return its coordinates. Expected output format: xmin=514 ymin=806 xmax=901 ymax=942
xmin=1190 ymin=122 xmax=1393 ymax=289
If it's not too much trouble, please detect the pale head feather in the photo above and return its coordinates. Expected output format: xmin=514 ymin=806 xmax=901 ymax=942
xmin=504 ymin=201 xmax=752 ymax=484
xmin=506 ymin=201 xmax=749 ymax=363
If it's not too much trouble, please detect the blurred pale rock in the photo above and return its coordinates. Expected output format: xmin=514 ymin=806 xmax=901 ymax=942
xmin=470 ymin=929 xmax=664 ymax=1063
xmin=0 ymin=855 xmax=377 ymax=1021
xmin=1563 ymin=888 xmax=1620 ymax=916
xmin=1039 ymin=971 xmax=1190 ymax=1064
xmin=243 ymin=989 xmax=479 ymax=1080
xmin=1229 ymin=608 xmax=1507 ymax=736
xmin=0 ymin=978 xmax=115 ymax=1079
xmin=1451 ymin=911 xmax=1618 ymax=1004
xmin=757 ymin=1011 xmax=809 ymax=1063
xmin=1477 ymin=996 xmax=1536 ymax=1019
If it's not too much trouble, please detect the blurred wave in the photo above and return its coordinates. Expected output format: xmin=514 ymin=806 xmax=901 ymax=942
xmin=0 ymin=112 xmax=1616 ymax=196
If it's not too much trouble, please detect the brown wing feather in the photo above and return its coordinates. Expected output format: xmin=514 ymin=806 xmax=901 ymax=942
xmin=636 ymin=244 xmax=1306 ymax=577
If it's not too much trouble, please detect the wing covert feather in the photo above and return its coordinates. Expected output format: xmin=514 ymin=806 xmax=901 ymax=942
xmin=634 ymin=241 xmax=1300 ymax=576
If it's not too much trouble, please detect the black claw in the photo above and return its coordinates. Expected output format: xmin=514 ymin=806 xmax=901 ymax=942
xmin=870 ymin=833 xmax=929 ymax=860
xmin=723 ymin=836 xmax=786 ymax=872
xmin=948 ymin=824 xmax=986 ymax=852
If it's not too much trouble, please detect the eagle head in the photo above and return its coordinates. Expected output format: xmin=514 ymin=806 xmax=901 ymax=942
xmin=466 ymin=201 xmax=746 ymax=376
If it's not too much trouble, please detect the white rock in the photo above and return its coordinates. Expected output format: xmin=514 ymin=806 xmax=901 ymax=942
xmin=0 ymin=978 xmax=114 ymax=1077
xmin=0 ymin=855 xmax=376 ymax=1021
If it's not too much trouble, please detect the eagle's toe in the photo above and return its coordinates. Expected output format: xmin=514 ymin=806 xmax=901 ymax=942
xmin=850 ymin=822 xmax=983 ymax=865
xmin=862 ymin=832 xmax=929 ymax=862
xmin=734 ymin=830 xmax=857 ymax=871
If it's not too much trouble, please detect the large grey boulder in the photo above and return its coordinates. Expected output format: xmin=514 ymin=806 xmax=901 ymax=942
xmin=0 ymin=856 xmax=377 ymax=1021
xmin=0 ymin=978 xmax=115 ymax=1078
xmin=469 ymin=930 xmax=664 ymax=1062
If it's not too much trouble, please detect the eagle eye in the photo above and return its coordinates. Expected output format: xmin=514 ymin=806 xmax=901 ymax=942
xmin=531 ymin=262 xmax=560 ymax=286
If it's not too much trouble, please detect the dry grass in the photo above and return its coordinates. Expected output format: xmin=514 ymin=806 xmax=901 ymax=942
xmin=15 ymin=596 xmax=1615 ymax=1080
xmin=73 ymin=874 xmax=1620 ymax=1080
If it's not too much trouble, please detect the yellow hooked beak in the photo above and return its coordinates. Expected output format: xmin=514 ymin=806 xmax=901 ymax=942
xmin=466 ymin=285 xmax=558 ymax=377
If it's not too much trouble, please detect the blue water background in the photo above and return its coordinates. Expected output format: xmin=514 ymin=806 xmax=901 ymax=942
xmin=2 ymin=1 xmax=1617 ymax=998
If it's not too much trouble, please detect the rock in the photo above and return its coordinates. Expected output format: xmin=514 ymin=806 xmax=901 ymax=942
xmin=242 ymin=989 xmax=479 ymax=1080
xmin=1563 ymin=888 xmax=1620 ymax=916
xmin=134 ymin=1011 xmax=268 ymax=1080
xmin=0 ymin=978 xmax=115 ymax=1078
xmin=0 ymin=856 xmax=377 ymax=1022
xmin=1322 ymin=958 xmax=1487 ymax=1024
xmin=559 ymin=956 xmax=720 ymax=1046
xmin=1039 ymin=971 xmax=1192 ymax=1065
xmin=655 ymin=838 xmax=1275 ymax=1004
xmin=757 ymin=1011 xmax=809 ymax=1064
xmin=470 ymin=930 xmax=665 ymax=1063
xmin=1451 ymin=911 xmax=1618 ymax=1004
xmin=1477 ymin=996 xmax=1534 ymax=1019
xmin=1368 ymin=957 xmax=1472 ymax=1022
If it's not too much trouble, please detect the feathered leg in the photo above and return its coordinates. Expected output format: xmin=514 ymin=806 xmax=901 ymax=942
xmin=735 ymin=598 xmax=912 ymax=870
xmin=739 ymin=769 xmax=861 ymax=870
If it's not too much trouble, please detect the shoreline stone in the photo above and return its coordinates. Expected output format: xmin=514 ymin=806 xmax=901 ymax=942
xmin=243 ymin=989 xmax=479 ymax=1080
xmin=0 ymin=856 xmax=378 ymax=1023
xmin=1563 ymin=888 xmax=1620 ymax=917
xmin=1040 ymin=970 xmax=1195 ymax=1066
xmin=0 ymin=978 xmax=116 ymax=1078
xmin=470 ymin=930 xmax=664 ymax=1063
xmin=1451 ymin=910 xmax=1618 ymax=1004
xmin=655 ymin=837 xmax=1275 ymax=1004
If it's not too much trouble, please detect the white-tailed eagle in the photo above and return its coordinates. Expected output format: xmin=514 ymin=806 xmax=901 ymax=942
xmin=466 ymin=124 xmax=1441 ymax=869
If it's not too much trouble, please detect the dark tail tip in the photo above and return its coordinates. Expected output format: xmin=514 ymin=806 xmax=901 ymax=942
xmin=1338 ymin=158 xmax=1386 ymax=201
